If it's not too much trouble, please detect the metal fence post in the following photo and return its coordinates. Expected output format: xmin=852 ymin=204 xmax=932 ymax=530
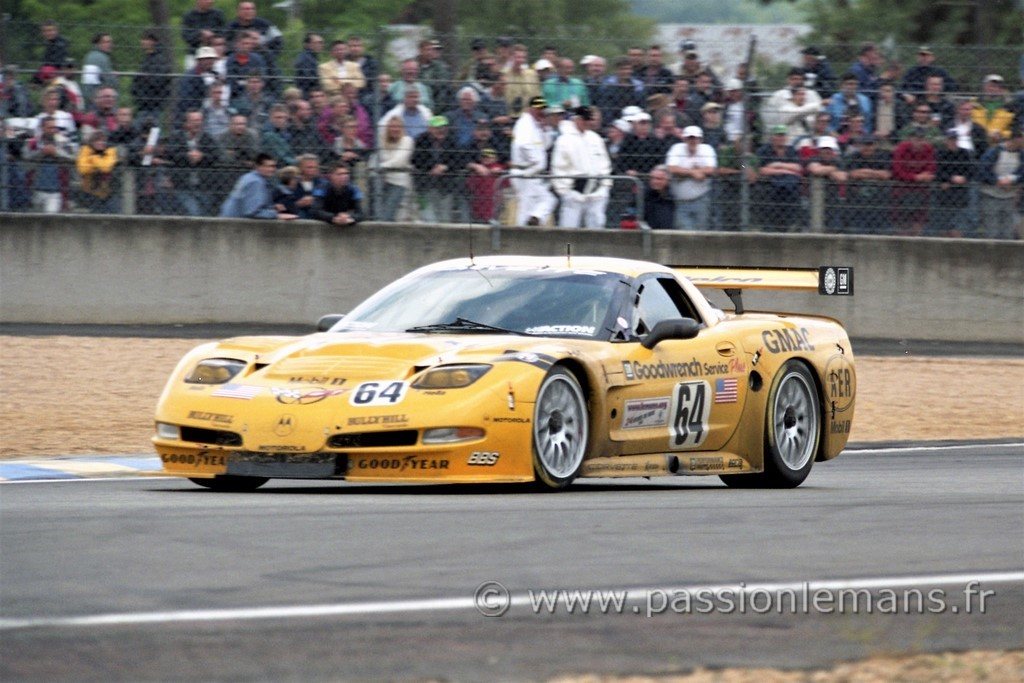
xmin=809 ymin=176 xmax=825 ymax=233
xmin=122 ymin=165 xmax=136 ymax=215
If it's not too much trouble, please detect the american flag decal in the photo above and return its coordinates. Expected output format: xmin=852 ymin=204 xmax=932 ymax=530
xmin=715 ymin=378 xmax=738 ymax=403
xmin=211 ymin=383 xmax=262 ymax=400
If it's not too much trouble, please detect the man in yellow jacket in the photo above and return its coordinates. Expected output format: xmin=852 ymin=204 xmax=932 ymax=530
xmin=76 ymin=130 xmax=119 ymax=213
xmin=971 ymin=74 xmax=1015 ymax=139
xmin=318 ymin=39 xmax=365 ymax=95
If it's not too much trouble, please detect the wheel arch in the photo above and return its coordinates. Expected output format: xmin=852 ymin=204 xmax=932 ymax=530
xmin=550 ymin=357 xmax=604 ymax=450
xmin=787 ymin=356 xmax=829 ymax=462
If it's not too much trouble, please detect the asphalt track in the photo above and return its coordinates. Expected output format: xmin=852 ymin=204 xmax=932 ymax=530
xmin=1 ymin=443 xmax=1022 ymax=681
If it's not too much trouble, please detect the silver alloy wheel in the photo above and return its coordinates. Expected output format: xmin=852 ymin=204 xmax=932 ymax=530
xmin=533 ymin=373 xmax=588 ymax=480
xmin=772 ymin=370 xmax=818 ymax=471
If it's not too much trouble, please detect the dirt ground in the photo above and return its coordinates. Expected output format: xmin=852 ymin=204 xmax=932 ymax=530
xmin=553 ymin=649 xmax=1024 ymax=682
xmin=1 ymin=336 xmax=1021 ymax=458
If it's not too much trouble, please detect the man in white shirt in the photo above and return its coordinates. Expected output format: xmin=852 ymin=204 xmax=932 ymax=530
xmin=665 ymin=125 xmax=718 ymax=230
xmin=551 ymin=106 xmax=612 ymax=228
xmin=510 ymin=96 xmax=556 ymax=226
xmin=379 ymin=88 xmax=433 ymax=141
xmin=762 ymin=67 xmax=822 ymax=132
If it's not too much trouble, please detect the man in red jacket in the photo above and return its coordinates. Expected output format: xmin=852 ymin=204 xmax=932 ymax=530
xmin=891 ymin=126 xmax=936 ymax=235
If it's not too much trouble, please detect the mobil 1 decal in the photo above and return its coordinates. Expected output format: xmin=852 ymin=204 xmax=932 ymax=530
xmin=669 ymin=380 xmax=711 ymax=450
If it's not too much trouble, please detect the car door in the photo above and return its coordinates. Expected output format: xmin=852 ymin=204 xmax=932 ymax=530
xmin=609 ymin=274 xmax=747 ymax=455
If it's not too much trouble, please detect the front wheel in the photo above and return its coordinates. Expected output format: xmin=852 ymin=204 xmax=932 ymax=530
xmin=532 ymin=367 xmax=589 ymax=490
xmin=721 ymin=360 xmax=821 ymax=489
xmin=188 ymin=475 xmax=268 ymax=491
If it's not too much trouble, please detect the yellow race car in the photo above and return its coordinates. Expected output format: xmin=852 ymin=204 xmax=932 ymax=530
xmin=154 ymin=256 xmax=856 ymax=491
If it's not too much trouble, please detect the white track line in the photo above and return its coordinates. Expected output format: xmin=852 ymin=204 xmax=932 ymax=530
xmin=0 ymin=475 xmax=168 ymax=485
xmin=847 ymin=442 xmax=1024 ymax=454
xmin=1 ymin=571 xmax=1021 ymax=631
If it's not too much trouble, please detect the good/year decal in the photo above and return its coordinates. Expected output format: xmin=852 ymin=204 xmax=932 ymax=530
xmin=669 ymin=380 xmax=711 ymax=450
xmin=348 ymin=381 xmax=409 ymax=406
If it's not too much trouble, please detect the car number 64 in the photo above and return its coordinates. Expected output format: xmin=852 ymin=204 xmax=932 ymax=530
xmin=349 ymin=381 xmax=409 ymax=406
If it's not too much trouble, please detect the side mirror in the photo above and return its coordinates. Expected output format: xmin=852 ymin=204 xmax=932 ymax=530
xmin=641 ymin=318 xmax=700 ymax=349
xmin=316 ymin=314 xmax=345 ymax=332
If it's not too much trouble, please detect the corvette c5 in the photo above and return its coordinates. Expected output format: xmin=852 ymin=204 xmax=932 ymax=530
xmin=154 ymin=256 xmax=856 ymax=490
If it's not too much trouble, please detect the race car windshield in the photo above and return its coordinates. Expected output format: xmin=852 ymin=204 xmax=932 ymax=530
xmin=334 ymin=267 xmax=626 ymax=339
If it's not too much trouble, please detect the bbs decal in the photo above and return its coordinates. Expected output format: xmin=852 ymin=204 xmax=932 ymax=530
xmin=669 ymin=380 xmax=711 ymax=450
xmin=349 ymin=381 xmax=409 ymax=407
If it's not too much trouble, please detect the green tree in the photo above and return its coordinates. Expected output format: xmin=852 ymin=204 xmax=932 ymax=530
xmin=758 ymin=0 xmax=1023 ymax=46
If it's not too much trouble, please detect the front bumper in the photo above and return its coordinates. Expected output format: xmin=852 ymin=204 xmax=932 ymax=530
xmin=153 ymin=410 xmax=536 ymax=483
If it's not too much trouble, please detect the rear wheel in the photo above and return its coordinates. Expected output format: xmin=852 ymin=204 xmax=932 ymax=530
xmin=532 ymin=367 xmax=589 ymax=490
xmin=720 ymin=360 xmax=820 ymax=488
xmin=188 ymin=475 xmax=268 ymax=491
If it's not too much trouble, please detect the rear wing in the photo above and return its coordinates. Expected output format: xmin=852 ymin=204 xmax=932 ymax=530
xmin=672 ymin=266 xmax=853 ymax=314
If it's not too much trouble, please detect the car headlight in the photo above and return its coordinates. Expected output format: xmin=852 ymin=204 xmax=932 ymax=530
xmin=155 ymin=422 xmax=180 ymax=440
xmin=413 ymin=364 xmax=492 ymax=389
xmin=184 ymin=358 xmax=247 ymax=384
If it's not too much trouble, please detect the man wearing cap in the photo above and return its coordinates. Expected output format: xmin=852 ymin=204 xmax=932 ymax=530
xmin=619 ymin=112 xmax=666 ymax=177
xmin=806 ymin=136 xmax=848 ymax=232
xmin=721 ymin=78 xmax=748 ymax=142
xmin=419 ymin=39 xmax=453 ymax=113
xmin=977 ymin=127 xmax=1022 ymax=240
xmin=800 ymin=46 xmax=836 ymax=98
xmin=502 ymin=45 xmax=540 ymax=116
xmin=542 ymin=59 xmax=589 ymax=110
xmin=665 ymin=125 xmax=718 ymax=231
xmin=900 ymin=47 xmax=957 ymax=101
xmin=929 ymin=128 xmax=974 ymax=237
xmin=972 ymin=75 xmax=1014 ymax=139
xmin=178 ymin=46 xmax=220 ymax=122
xmin=700 ymin=102 xmax=727 ymax=150
xmin=551 ymin=106 xmax=612 ymax=228
xmin=845 ymin=134 xmax=892 ymax=234
xmin=412 ymin=115 xmax=464 ymax=223
xmin=510 ymin=95 xmax=556 ymax=226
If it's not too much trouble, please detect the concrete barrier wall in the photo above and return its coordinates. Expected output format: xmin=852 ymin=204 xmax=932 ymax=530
xmin=2 ymin=213 xmax=1022 ymax=342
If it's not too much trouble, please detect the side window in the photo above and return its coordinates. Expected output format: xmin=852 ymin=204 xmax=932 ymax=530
xmin=633 ymin=277 xmax=702 ymax=337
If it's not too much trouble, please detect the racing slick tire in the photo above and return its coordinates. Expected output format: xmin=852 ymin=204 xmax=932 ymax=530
xmin=189 ymin=475 xmax=269 ymax=491
xmin=720 ymin=360 xmax=821 ymax=489
xmin=532 ymin=366 xmax=590 ymax=490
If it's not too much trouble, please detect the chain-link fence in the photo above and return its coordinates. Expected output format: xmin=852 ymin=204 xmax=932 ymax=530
xmin=2 ymin=18 xmax=1021 ymax=237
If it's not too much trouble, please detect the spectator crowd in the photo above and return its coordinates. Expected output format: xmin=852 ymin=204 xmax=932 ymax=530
xmin=1 ymin=8 xmax=1022 ymax=238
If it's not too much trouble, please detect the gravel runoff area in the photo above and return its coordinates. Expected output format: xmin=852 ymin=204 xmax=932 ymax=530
xmin=550 ymin=650 xmax=1024 ymax=682
xmin=1 ymin=335 xmax=1022 ymax=458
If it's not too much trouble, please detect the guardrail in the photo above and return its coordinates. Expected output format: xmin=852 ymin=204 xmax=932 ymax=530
xmin=2 ymin=212 xmax=1022 ymax=342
